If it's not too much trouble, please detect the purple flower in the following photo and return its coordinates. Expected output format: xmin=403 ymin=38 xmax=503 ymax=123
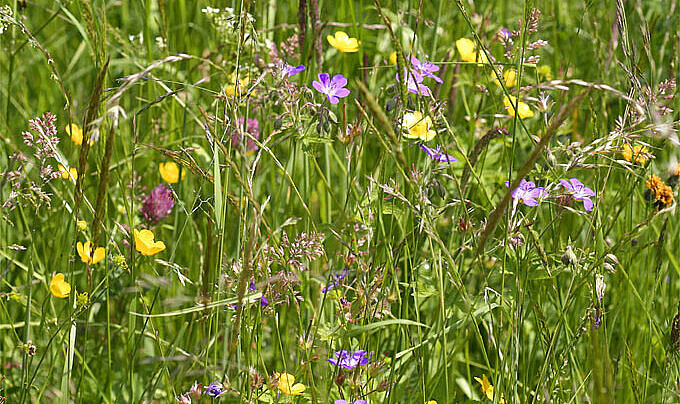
xmin=409 ymin=56 xmax=442 ymax=83
xmin=204 ymin=382 xmax=223 ymax=398
xmin=396 ymin=67 xmax=432 ymax=97
xmin=327 ymin=350 xmax=372 ymax=369
xmin=312 ymin=73 xmax=350 ymax=104
xmin=504 ymin=179 xmax=546 ymax=207
xmin=322 ymin=267 xmax=348 ymax=293
xmin=420 ymin=144 xmax=457 ymax=163
xmin=283 ymin=63 xmax=305 ymax=77
xmin=560 ymin=178 xmax=596 ymax=211
xmin=141 ymin=184 xmax=175 ymax=223
xmin=335 ymin=400 xmax=367 ymax=404
xmin=231 ymin=117 xmax=260 ymax=154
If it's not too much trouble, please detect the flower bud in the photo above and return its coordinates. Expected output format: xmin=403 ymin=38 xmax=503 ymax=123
xmin=561 ymin=245 xmax=577 ymax=267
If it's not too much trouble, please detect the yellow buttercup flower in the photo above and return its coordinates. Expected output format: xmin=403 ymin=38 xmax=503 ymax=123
xmin=58 ymin=164 xmax=77 ymax=182
xmin=425 ymin=401 xmax=438 ymax=404
xmin=503 ymin=95 xmax=534 ymax=119
xmin=275 ymin=372 xmax=306 ymax=396
xmin=66 ymin=123 xmax=84 ymax=145
xmin=494 ymin=69 xmax=517 ymax=88
xmin=327 ymin=31 xmax=360 ymax=53
xmin=389 ymin=51 xmax=398 ymax=65
xmin=456 ymin=38 xmax=489 ymax=64
xmin=76 ymin=220 xmax=87 ymax=231
xmin=402 ymin=111 xmax=436 ymax=141
xmin=159 ymin=162 xmax=186 ymax=184
xmin=134 ymin=229 xmax=166 ymax=256
xmin=49 ymin=273 xmax=71 ymax=298
xmin=224 ymin=71 xmax=250 ymax=97
xmin=621 ymin=144 xmax=649 ymax=164
xmin=77 ymin=241 xmax=105 ymax=265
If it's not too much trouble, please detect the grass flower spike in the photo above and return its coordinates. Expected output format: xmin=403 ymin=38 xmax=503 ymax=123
xmin=503 ymin=95 xmax=534 ymax=119
xmin=312 ymin=73 xmax=350 ymax=104
xmin=327 ymin=31 xmax=360 ymax=52
xmin=275 ymin=372 xmax=306 ymax=395
xmin=134 ymin=229 xmax=166 ymax=256
xmin=159 ymin=162 xmax=186 ymax=183
xmin=77 ymin=241 xmax=105 ymax=265
xmin=402 ymin=111 xmax=436 ymax=141
xmin=49 ymin=273 xmax=71 ymax=298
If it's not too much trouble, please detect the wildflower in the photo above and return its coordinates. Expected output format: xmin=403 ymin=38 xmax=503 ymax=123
xmin=335 ymin=400 xmax=367 ymax=404
xmin=456 ymin=38 xmax=489 ymax=64
xmin=646 ymin=174 xmax=674 ymax=207
xmin=49 ymin=273 xmax=71 ymax=298
xmin=425 ymin=401 xmax=438 ymax=404
xmin=274 ymin=372 xmax=306 ymax=396
xmin=66 ymin=123 xmax=86 ymax=145
xmin=327 ymin=350 xmax=372 ymax=369
xmin=621 ymin=143 xmax=650 ymax=164
xmin=560 ymin=178 xmax=596 ymax=211
xmin=561 ymin=245 xmax=578 ymax=267
xmin=396 ymin=67 xmax=432 ymax=96
xmin=159 ymin=161 xmax=186 ymax=183
xmin=503 ymin=95 xmax=534 ymax=119
xmin=312 ymin=73 xmax=350 ymax=104
xmin=141 ymin=184 xmax=175 ymax=223
xmin=505 ymin=179 xmax=546 ymax=206
xmin=134 ymin=229 xmax=166 ymax=256
xmin=494 ymin=69 xmax=517 ymax=88
xmin=176 ymin=394 xmax=191 ymax=404
xmin=322 ymin=267 xmax=348 ymax=293
xmin=402 ymin=111 xmax=436 ymax=141
xmin=282 ymin=63 xmax=305 ymax=77
xmin=58 ymin=165 xmax=77 ymax=182
xmin=76 ymin=220 xmax=87 ymax=230
xmin=76 ymin=292 xmax=89 ymax=308
xmin=389 ymin=51 xmax=398 ymax=65
xmin=204 ymin=382 xmax=223 ymax=398
xmin=77 ymin=241 xmax=105 ymax=265
xmin=327 ymin=31 xmax=359 ymax=53
xmin=188 ymin=381 xmax=202 ymax=399
xmin=474 ymin=374 xmax=505 ymax=402
xmin=231 ymin=117 xmax=260 ymax=155
xmin=420 ymin=144 xmax=457 ymax=163
xmin=410 ymin=56 xmax=443 ymax=83
xmin=224 ymin=71 xmax=250 ymax=97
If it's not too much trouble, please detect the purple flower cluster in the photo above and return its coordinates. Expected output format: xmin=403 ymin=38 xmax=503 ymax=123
xmin=322 ymin=267 xmax=348 ymax=293
xmin=141 ymin=184 xmax=175 ymax=223
xmin=395 ymin=56 xmax=442 ymax=97
xmin=204 ymin=382 xmax=223 ymax=398
xmin=327 ymin=350 xmax=372 ymax=369
xmin=313 ymin=73 xmax=351 ymax=104
xmin=506 ymin=177 xmax=596 ymax=211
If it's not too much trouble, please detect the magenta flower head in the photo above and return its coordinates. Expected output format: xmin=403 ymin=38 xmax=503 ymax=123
xmin=420 ymin=144 xmax=457 ymax=163
xmin=336 ymin=400 xmax=367 ymax=404
xmin=396 ymin=67 xmax=432 ymax=96
xmin=141 ymin=184 xmax=175 ymax=223
xmin=505 ymin=179 xmax=546 ymax=206
xmin=409 ymin=56 xmax=443 ymax=83
xmin=312 ymin=73 xmax=350 ymax=104
xmin=560 ymin=178 xmax=596 ymax=211
xmin=327 ymin=350 xmax=372 ymax=369
xmin=231 ymin=117 xmax=260 ymax=154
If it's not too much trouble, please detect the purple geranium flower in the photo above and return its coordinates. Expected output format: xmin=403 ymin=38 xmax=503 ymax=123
xmin=505 ymin=179 xmax=546 ymax=206
xmin=396 ymin=67 xmax=432 ymax=97
xmin=420 ymin=144 xmax=457 ymax=163
xmin=410 ymin=56 xmax=443 ymax=83
xmin=312 ymin=73 xmax=350 ymax=104
xmin=560 ymin=178 xmax=596 ymax=211
xmin=141 ymin=184 xmax=175 ymax=223
xmin=204 ymin=382 xmax=223 ymax=398
xmin=231 ymin=117 xmax=260 ymax=154
xmin=322 ymin=267 xmax=348 ymax=293
xmin=283 ymin=63 xmax=305 ymax=77
xmin=327 ymin=350 xmax=372 ymax=369
xmin=335 ymin=400 xmax=367 ymax=404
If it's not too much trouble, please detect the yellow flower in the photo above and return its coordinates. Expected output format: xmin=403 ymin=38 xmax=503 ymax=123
xmin=646 ymin=174 xmax=674 ymax=207
xmin=224 ymin=71 xmax=251 ymax=97
xmin=389 ymin=51 xmax=398 ymax=65
xmin=425 ymin=401 xmax=438 ymax=404
xmin=275 ymin=372 xmax=306 ymax=396
xmin=402 ymin=111 xmax=436 ymax=141
xmin=159 ymin=162 xmax=186 ymax=183
xmin=134 ymin=229 xmax=166 ymax=256
xmin=49 ymin=273 xmax=71 ymax=298
xmin=58 ymin=165 xmax=77 ymax=182
xmin=77 ymin=241 xmax=105 ymax=265
xmin=537 ymin=65 xmax=552 ymax=80
xmin=76 ymin=220 xmax=87 ymax=231
xmin=66 ymin=123 xmax=83 ymax=145
xmin=494 ymin=69 xmax=517 ymax=88
xmin=503 ymin=95 xmax=534 ymax=119
xmin=327 ymin=31 xmax=360 ymax=53
xmin=474 ymin=374 xmax=495 ymax=401
xmin=621 ymin=144 xmax=649 ymax=164
xmin=456 ymin=38 xmax=488 ymax=64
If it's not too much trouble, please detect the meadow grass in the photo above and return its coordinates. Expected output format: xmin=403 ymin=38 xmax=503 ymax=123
xmin=0 ymin=0 xmax=679 ymax=403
